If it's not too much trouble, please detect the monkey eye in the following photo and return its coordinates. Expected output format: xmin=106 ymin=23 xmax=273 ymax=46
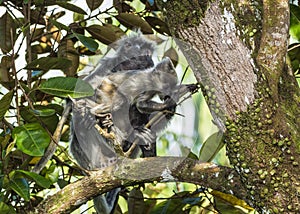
xmin=163 ymin=95 xmax=171 ymax=101
xmin=124 ymin=42 xmax=132 ymax=49
xmin=145 ymin=49 xmax=152 ymax=56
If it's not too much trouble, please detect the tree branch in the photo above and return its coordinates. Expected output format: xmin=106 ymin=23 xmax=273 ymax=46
xmin=32 ymin=157 xmax=244 ymax=214
xmin=32 ymin=102 xmax=72 ymax=173
xmin=256 ymin=0 xmax=289 ymax=99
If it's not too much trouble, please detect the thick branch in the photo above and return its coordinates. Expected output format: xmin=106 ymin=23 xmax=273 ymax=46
xmin=33 ymin=157 xmax=243 ymax=214
xmin=256 ymin=0 xmax=289 ymax=98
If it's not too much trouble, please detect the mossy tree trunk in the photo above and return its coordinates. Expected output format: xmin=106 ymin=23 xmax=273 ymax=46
xmin=159 ymin=0 xmax=300 ymax=213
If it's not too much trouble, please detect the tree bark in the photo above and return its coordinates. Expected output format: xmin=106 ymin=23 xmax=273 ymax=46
xmin=159 ymin=0 xmax=300 ymax=213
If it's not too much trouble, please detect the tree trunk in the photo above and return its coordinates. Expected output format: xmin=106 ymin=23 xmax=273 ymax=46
xmin=159 ymin=0 xmax=300 ymax=213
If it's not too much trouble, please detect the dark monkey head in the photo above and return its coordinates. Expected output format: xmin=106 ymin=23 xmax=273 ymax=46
xmin=110 ymin=32 xmax=156 ymax=72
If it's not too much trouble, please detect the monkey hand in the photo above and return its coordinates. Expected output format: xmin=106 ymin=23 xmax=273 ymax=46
xmin=127 ymin=127 xmax=156 ymax=147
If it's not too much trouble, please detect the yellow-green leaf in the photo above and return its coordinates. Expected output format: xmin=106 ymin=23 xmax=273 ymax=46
xmin=56 ymin=2 xmax=87 ymax=15
xmin=199 ymin=131 xmax=224 ymax=162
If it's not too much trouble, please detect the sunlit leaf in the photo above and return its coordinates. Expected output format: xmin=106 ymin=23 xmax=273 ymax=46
xmin=25 ymin=57 xmax=72 ymax=71
xmin=13 ymin=123 xmax=50 ymax=156
xmin=14 ymin=170 xmax=52 ymax=188
xmin=73 ymin=32 xmax=99 ymax=52
xmin=56 ymin=2 xmax=87 ymax=15
xmin=0 ymin=90 xmax=13 ymax=120
xmin=39 ymin=77 xmax=94 ymax=98
xmin=86 ymin=0 xmax=104 ymax=11
xmin=0 ymin=12 xmax=17 ymax=53
xmin=199 ymin=131 xmax=224 ymax=162
xmin=116 ymin=13 xmax=153 ymax=34
xmin=212 ymin=190 xmax=254 ymax=212
xmin=9 ymin=178 xmax=30 ymax=201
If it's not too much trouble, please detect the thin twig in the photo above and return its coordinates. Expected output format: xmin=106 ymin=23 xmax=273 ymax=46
xmin=32 ymin=102 xmax=72 ymax=173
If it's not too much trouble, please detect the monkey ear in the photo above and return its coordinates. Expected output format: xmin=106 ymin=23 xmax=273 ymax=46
xmin=155 ymin=57 xmax=175 ymax=73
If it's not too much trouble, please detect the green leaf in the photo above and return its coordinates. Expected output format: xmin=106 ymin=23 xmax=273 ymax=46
xmin=150 ymin=199 xmax=185 ymax=214
xmin=199 ymin=131 xmax=224 ymax=162
xmin=86 ymin=24 xmax=125 ymax=45
xmin=48 ymin=18 xmax=69 ymax=31
xmin=86 ymin=0 xmax=104 ymax=11
xmin=0 ymin=12 xmax=17 ymax=53
xmin=30 ymin=108 xmax=56 ymax=117
xmin=115 ymin=13 xmax=153 ymax=34
xmin=0 ymin=202 xmax=16 ymax=214
xmin=14 ymin=170 xmax=51 ymax=188
xmin=128 ymin=188 xmax=145 ymax=214
xmin=290 ymin=4 xmax=300 ymax=40
xmin=187 ymin=152 xmax=198 ymax=160
xmin=25 ymin=57 xmax=72 ymax=71
xmin=20 ymin=106 xmax=59 ymax=133
xmin=9 ymin=178 xmax=30 ymax=201
xmin=39 ymin=77 xmax=94 ymax=98
xmin=57 ymin=179 xmax=69 ymax=189
xmin=57 ymin=39 xmax=79 ymax=76
xmin=73 ymin=32 xmax=99 ymax=52
xmin=12 ymin=123 xmax=50 ymax=156
xmin=0 ymin=90 xmax=13 ymax=120
xmin=56 ymin=2 xmax=87 ymax=15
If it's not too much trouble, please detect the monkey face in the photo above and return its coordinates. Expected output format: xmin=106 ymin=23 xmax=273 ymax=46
xmin=111 ymin=33 xmax=156 ymax=73
xmin=111 ymin=55 xmax=154 ymax=73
